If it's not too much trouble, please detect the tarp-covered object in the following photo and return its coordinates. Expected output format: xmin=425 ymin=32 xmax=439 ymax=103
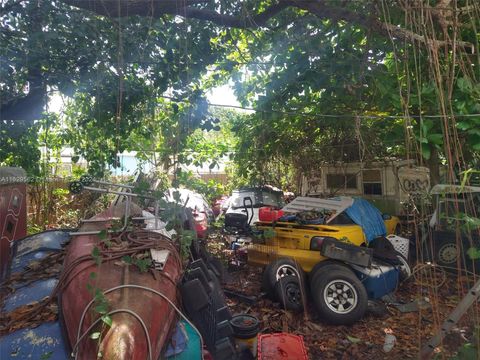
xmin=345 ymin=198 xmax=387 ymax=242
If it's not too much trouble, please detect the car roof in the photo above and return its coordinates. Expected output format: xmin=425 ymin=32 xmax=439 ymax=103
xmin=431 ymin=184 xmax=480 ymax=195
xmin=233 ymin=186 xmax=283 ymax=194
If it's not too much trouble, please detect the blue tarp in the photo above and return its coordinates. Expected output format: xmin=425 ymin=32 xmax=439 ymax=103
xmin=345 ymin=198 xmax=387 ymax=243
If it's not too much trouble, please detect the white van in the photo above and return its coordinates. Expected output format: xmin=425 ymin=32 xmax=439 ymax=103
xmin=224 ymin=187 xmax=284 ymax=232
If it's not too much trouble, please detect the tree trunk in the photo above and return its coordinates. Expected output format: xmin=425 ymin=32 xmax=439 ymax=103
xmin=0 ymin=2 xmax=46 ymax=122
xmin=426 ymin=147 xmax=441 ymax=186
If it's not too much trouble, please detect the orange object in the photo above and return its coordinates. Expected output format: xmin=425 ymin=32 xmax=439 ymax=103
xmin=258 ymin=207 xmax=284 ymax=222
xmin=257 ymin=333 xmax=308 ymax=360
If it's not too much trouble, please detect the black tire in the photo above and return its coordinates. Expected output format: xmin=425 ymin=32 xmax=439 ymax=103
xmin=262 ymin=262 xmax=275 ymax=298
xmin=265 ymin=258 xmax=305 ymax=295
xmin=424 ymin=233 xmax=461 ymax=270
xmin=208 ymin=257 xmax=225 ymax=282
xmin=274 ymin=276 xmax=304 ymax=312
xmin=308 ymin=260 xmax=344 ymax=289
xmin=427 ymin=233 xmax=480 ymax=274
xmin=311 ymin=265 xmax=368 ymax=325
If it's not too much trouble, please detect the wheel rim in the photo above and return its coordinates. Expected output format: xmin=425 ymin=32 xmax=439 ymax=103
xmin=275 ymin=264 xmax=298 ymax=281
xmin=397 ymin=255 xmax=412 ymax=279
xmin=323 ymin=279 xmax=358 ymax=314
xmin=285 ymin=283 xmax=301 ymax=305
xmin=438 ymin=243 xmax=457 ymax=264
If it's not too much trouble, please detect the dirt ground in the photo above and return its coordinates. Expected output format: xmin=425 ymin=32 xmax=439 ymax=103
xmin=3 ymin=228 xmax=478 ymax=359
xmin=207 ymin=234 xmax=480 ymax=360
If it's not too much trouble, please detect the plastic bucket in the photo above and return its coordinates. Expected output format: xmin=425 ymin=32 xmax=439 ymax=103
xmin=230 ymin=314 xmax=260 ymax=356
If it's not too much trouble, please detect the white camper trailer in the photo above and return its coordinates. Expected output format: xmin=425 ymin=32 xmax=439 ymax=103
xmin=301 ymin=159 xmax=430 ymax=216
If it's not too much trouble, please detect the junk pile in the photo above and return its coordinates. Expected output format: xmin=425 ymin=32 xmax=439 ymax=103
xmin=223 ymin=195 xmax=412 ymax=326
xmin=0 ymin=176 xmax=308 ymax=360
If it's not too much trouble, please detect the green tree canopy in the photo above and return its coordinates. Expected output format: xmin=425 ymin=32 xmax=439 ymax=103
xmin=1 ymin=0 xmax=479 ymax=187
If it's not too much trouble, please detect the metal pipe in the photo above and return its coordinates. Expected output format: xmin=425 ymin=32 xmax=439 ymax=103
xmin=154 ymin=200 xmax=159 ymax=230
xmin=92 ymin=179 xmax=157 ymax=195
xmin=70 ymin=230 xmax=106 ymax=236
xmin=83 ymin=185 xmax=157 ymax=200
xmin=93 ymin=179 xmax=136 ymax=189
xmin=80 ymin=218 xmax=121 ymax=223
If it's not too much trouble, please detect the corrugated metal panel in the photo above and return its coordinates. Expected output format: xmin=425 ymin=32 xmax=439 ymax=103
xmin=281 ymin=196 xmax=353 ymax=223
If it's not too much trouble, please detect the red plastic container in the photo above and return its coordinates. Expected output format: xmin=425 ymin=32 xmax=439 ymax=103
xmin=258 ymin=207 xmax=284 ymax=222
xmin=257 ymin=333 xmax=308 ymax=360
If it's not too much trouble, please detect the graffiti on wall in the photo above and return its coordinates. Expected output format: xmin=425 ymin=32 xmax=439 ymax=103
xmin=398 ymin=166 xmax=430 ymax=195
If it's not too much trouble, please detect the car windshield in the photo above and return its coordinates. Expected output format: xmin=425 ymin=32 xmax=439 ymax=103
xmin=229 ymin=189 xmax=284 ymax=209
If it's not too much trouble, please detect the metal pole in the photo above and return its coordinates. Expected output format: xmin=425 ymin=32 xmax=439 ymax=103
xmin=93 ymin=179 xmax=136 ymax=189
xmin=154 ymin=200 xmax=159 ymax=230
xmin=124 ymin=196 xmax=131 ymax=230
xmin=92 ymin=179 xmax=156 ymax=195
xmin=83 ymin=185 xmax=157 ymax=200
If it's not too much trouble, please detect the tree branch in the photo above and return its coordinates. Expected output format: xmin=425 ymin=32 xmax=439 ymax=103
xmin=55 ymin=0 xmax=476 ymax=50
xmin=298 ymin=1 xmax=475 ymax=51
xmin=179 ymin=1 xmax=294 ymax=28
xmin=60 ymin=0 xmax=206 ymax=18
xmin=60 ymin=0 xmax=294 ymax=28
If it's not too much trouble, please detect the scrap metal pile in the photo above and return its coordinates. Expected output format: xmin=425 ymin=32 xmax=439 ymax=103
xmin=2 ymin=172 xmax=480 ymax=359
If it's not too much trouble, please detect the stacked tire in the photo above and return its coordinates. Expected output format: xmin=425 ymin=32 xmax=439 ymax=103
xmin=262 ymin=258 xmax=305 ymax=312
xmin=262 ymin=258 xmax=369 ymax=325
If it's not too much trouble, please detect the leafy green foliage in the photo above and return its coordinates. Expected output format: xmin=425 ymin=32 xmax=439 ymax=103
xmin=216 ymin=14 xmax=410 ymax=188
xmin=1 ymin=0 xmax=228 ymax=176
xmin=467 ymin=247 xmax=480 ymax=261
xmin=85 ymin=276 xmax=112 ymax=345
xmin=89 ymin=332 xmax=101 ymax=340
xmin=175 ymin=169 xmax=226 ymax=202
xmin=40 ymin=352 xmax=53 ymax=360
xmin=262 ymin=228 xmax=276 ymax=239
xmin=2 ymin=0 xmax=479 ymax=191
xmin=91 ymin=246 xmax=102 ymax=266
xmin=0 ymin=121 xmax=41 ymax=174
xmin=179 ymin=230 xmax=196 ymax=259
xmin=121 ymin=253 xmax=151 ymax=272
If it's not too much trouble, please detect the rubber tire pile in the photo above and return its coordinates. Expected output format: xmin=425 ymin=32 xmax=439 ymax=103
xmin=262 ymin=258 xmax=370 ymax=325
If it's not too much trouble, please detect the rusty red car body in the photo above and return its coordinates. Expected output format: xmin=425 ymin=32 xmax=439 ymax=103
xmin=60 ymin=204 xmax=182 ymax=360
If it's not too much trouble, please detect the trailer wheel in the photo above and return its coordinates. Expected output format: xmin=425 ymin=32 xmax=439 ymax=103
xmin=263 ymin=258 xmax=305 ymax=299
xmin=309 ymin=260 xmax=344 ymax=289
xmin=261 ymin=262 xmax=275 ymax=297
xmin=274 ymin=276 xmax=304 ymax=312
xmin=311 ymin=264 xmax=368 ymax=325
